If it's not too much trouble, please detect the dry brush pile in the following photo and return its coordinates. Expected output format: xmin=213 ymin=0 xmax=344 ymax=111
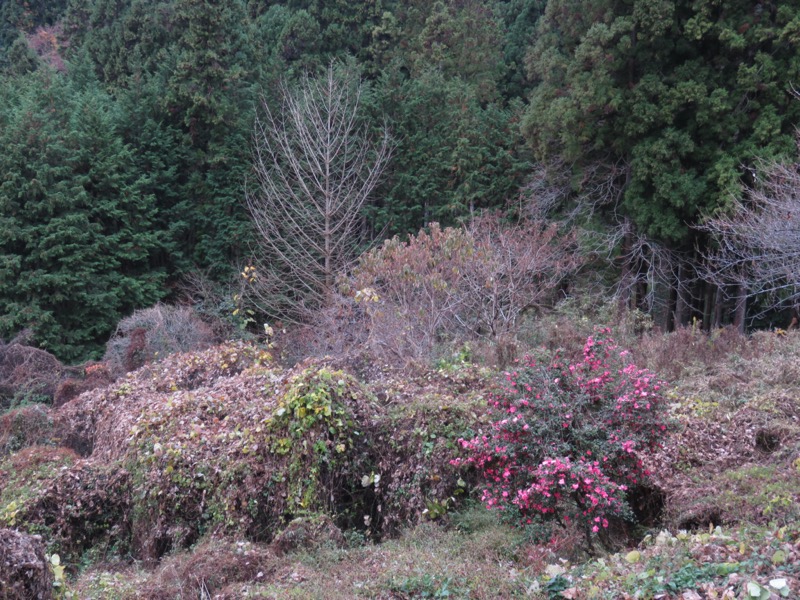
xmin=0 ymin=341 xmax=490 ymax=569
xmin=637 ymin=330 xmax=800 ymax=532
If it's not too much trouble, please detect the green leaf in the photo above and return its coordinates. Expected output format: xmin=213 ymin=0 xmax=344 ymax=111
xmin=747 ymin=582 xmax=770 ymax=600
xmin=625 ymin=550 xmax=641 ymax=564
xmin=772 ymin=549 xmax=787 ymax=565
xmin=769 ymin=579 xmax=789 ymax=597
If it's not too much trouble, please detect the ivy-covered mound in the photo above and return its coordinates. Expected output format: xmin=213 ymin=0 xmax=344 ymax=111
xmin=0 ymin=342 xmax=487 ymax=564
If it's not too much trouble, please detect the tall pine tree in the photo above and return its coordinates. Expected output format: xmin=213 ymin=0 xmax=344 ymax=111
xmin=161 ymin=0 xmax=256 ymax=273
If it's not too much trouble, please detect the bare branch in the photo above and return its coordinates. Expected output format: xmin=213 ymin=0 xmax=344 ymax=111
xmin=700 ymin=138 xmax=800 ymax=319
xmin=245 ymin=63 xmax=392 ymax=323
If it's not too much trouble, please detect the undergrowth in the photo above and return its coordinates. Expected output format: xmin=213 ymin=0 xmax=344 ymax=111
xmin=2 ymin=323 xmax=800 ymax=599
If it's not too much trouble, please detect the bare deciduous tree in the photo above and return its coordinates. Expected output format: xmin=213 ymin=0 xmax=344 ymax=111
xmin=523 ymin=156 xmax=687 ymax=323
xmin=462 ymin=215 xmax=584 ymax=340
xmin=245 ymin=63 xmax=391 ymax=322
xmin=701 ymin=143 xmax=800 ymax=324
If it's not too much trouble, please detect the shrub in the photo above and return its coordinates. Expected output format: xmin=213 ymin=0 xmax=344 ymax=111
xmin=115 ymin=356 xmax=376 ymax=559
xmin=104 ymin=304 xmax=218 ymax=375
xmin=0 ymin=405 xmax=54 ymax=456
xmin=454 ymin=329 xmax=670 ymax=550
xmin=350 ymin=217 xmax=583 ymax=365
xmin=0 ymin=333 xmax=66 ymax=408
xmin=0 ymin=528 xmax=54 ymax=600
xmin=53 ymin=362 xmax=114 ymax=408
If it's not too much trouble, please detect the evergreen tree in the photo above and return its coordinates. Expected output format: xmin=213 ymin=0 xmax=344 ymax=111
xmin=0 ymin=0 xmax=69 ymax=66
xmin=65 ymin=0 xmax=260 ymax=275
xmin=0 ymin=69 xmax=165 ymax=361
xmin=523 ymin=0 xmax=800 ymax=242
xmin=372 ymin=67 xmax=528 ymax=234
xmin=116 ymin=70 xmax=191 ymax=273
xmin=161 ymin=0 xmax=256 ymax=273
xmin=412 ymin=0 xmax=505 ymax=101
xmin=63 ymin=0 xmax=177 ymax=91
xmin=496 ymin=0 xmax=546 ymax=98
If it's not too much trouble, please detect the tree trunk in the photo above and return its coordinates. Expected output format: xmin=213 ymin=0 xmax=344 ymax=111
xmin=713 ymin=285 xmax=723 ymax=329
xmin=618 ymin=218 xmax=633 ymax=313
xmin=674 ymin=262 xmax=688 ymax=328
xmin=702 ymin=282 xmax=714 ymax=331
xmin=733 ymin=284 xmax=747 ymax=333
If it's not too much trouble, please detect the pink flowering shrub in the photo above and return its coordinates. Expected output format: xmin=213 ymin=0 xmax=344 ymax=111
xmin=454 ymin=329 xmax=670 ymax=547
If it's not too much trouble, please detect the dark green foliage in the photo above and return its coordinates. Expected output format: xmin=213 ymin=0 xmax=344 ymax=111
xmin=411 ymin=0 xmax=505 ymax=101
xmin=496 ymin=0 xmax=546 ymax=98
xmin=0 ymin=0 xmax=69 ymax=66
xmin=254 ymin=6 xmax=323 ymax=75
xmin=62 ymin=0 xmax=178 ymax=90
xmin=157 ymin=0 xmax=256 ymax=271
xmin=371 ymin=67 xmax=528 ymax=234
xmin=116 ymin=74 xmax=192 ymax=272
xmin=282 ymin=0 xmax=386 ymax=64
xmin=1 ymin=0 xmax=799 ymax=357
xmin=66 ymin=0 xmax=257 ymax=273
xmin=2 ymin=35 xmax=40 ymax=76
xmin=523 ymin=0 xmax=800 ymax=242
xmin=0 ymin=70 xmax=165 ymax=361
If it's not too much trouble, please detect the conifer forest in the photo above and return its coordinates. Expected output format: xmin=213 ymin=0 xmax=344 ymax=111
xmin=1 ymin=0 xmax=799 ymax=362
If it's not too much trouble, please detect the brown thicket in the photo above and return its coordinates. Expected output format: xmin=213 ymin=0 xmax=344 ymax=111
xmin=53 ymin=363 xmax=113 ymax=408
xmin=0 ymin=332 xmax=67 ymax=407
xmin=104 ymin=304 xmax=217 ymax=376
xmin=347 ymin=216 xmax=583 ymax=364
xmin=0 ymin=405 xmax=54 ymax=455
xmin=0 ymin=528 xmax=54 ymax=600
xmin=701 ymin=138 xmax=800 ymax=324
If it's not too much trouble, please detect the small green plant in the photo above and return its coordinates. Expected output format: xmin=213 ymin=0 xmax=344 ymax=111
xmin=0 ymin=499 xmax=21 ymax=525
xmin=7 ymin=387 xmax=51 ymax=409
xmin=423 ymin=497 xmax=455 ymax=520
xmin=49 ymin=553 xmax=77 ymax=599
xmin=545 ymin=574 xmax=571 ymax=599
xmin=435 ymin=344 xmax=473 ymax=371
xmin=390 ymin=573 xmax=466 ymax=598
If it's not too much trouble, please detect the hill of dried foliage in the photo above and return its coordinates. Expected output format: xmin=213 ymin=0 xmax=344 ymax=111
xmin=0 ymin=326 xmax=798 ymax=599
xmin=1 ymin=341 xmax=491 ymax=563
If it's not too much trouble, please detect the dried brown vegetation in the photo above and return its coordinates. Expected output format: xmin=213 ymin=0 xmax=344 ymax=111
xmin=339 ymin=217 xmax=583 ymax=366
xmin=104 ymin=304 xmax=218 ymax=377
xmin=0 ymin=335 xmax=68 ymax=407
xmin=1 ymin=340 xmax=489 ymax=574
xmin=0 ymin=528 xmax=53 ymax=600
xmin=0 ymin=405 xmax=54 ymax=456
xmin=2 ymin=320 xmax=799 ymax=598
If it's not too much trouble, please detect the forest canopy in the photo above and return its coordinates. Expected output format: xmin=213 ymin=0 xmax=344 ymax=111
xmin=1 ymin=0 xmax=799 ymax=361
